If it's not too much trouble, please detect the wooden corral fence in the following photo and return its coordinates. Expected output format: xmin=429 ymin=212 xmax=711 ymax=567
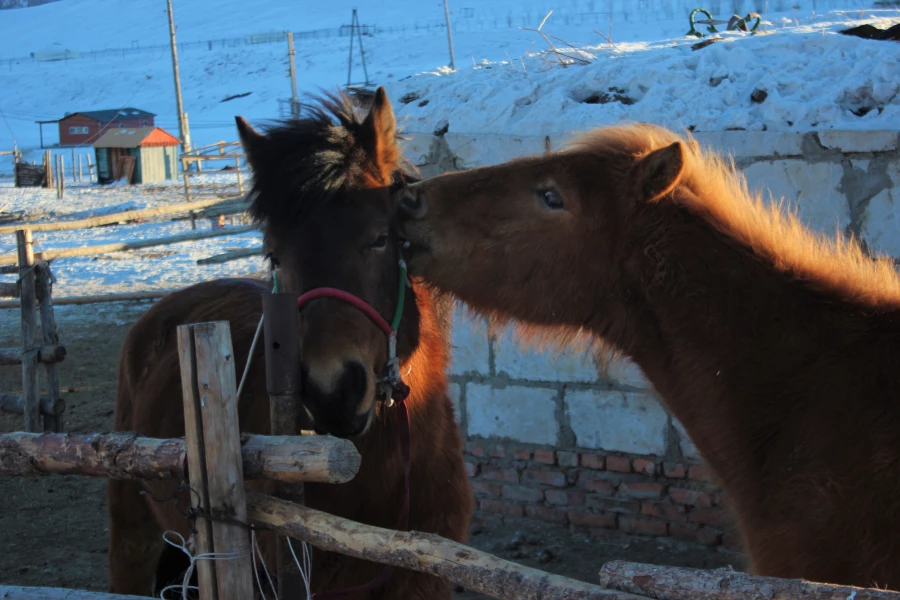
xmin=180 ymin=141 xmax=249 ymax=225
xmin=0 ymin=230 xmax=65 ymax=433
xmin=3 ymin=149 xmax=95 ymax=191
xmin=0 ymin=195 xmax=262 ymax=310
xmin=2 ymin=317 xmax=900 ymax=600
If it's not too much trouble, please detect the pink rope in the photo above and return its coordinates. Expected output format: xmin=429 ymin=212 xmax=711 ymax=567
xmin=296 ymin=287 xmax=394 ymax=336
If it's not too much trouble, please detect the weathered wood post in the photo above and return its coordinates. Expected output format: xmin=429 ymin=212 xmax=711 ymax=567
xmin=234 ymin=156 xmax=243 ymax=195
xmin=16 ymin=230 xmax=40 ymax=432
xmin=86 ymin=153 xmax=94 ymax=183
xmin=177 ymin=321 xmax=255 ymax=600
xmin=261 ymin=291 xmax=306 ymax=596
xmin=71 ymin=148 xmax=76 ymax=183
xmin=35 ymin=262 xmax=64 ymax=432
xmin=43 ymin=150 xmax=52 ymax=189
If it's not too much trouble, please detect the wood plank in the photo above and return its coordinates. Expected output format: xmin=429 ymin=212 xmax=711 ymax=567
xmin=262 ymin=292 xmax=306 ymax=597
xmin=0 ymin=431 xmax=360 ymax=483
xmin=0 ymin=345 xmax=67 ymax=366
xmin=246 ymin=492 xmax=646 ymax=600
xmin=0 ymin=197 xmax=236 ymax=235
xmin=177 ymin=323 xmax=218 ymax=600
xmin=597 ymin=561 xmax=900 ymax=600
xmin=0 ymin=225 xmax=256 ymax=266
xmin=17 ymin=230 xmax=40 ymax=432
xmin=189 ymin=321 xmax=255 ymax=600
xmin=35 ymin=262 xmax=63 ymax=431
xmin=0 ymin=393 xmax=65 ymax=417
xmin=196 ymin=247 xmax=260 ymax=265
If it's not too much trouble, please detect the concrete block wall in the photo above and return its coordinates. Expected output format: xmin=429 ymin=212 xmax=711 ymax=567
xmin=401 ymin=128 xmax=900 ymax=547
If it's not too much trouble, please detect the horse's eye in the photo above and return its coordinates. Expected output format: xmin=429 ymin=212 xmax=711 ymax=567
xmin=539 ymin=187 xmax=564 ymax=210
xmin=370 ymin=234 xmax=389 ymax=250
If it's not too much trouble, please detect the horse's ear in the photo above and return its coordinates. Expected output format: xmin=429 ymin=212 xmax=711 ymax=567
xmin=235 ymin=116 xmax=264 ymax=172
xmin=359 ymin=87 xmax=399 ymax=182
xmin=633 ymin=141 xmax=685 ymax=202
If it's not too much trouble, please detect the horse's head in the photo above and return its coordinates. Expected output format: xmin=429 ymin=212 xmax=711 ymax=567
xmin=236 ymin=87 xmax=419 ymax=438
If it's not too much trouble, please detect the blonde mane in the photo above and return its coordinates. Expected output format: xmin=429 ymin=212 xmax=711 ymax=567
xmin=569 ymin=123 xmax=900 ymax=307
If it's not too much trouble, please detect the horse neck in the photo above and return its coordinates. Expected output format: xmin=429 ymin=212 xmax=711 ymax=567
xmin=604 ymin=197 xmax=895 ymax=488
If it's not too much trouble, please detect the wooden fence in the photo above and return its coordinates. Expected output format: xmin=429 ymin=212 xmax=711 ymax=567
xmin=180 ymin=141 xmax=249 ymax=213
xmin=2 ymin=317 xmax=899 ymax=599
xmin=0 ymin=230 xmax=65 ymax=432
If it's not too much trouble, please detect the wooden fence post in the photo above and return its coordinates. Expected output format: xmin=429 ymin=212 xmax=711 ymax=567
xmin=16 ymin=230 xmax=40 ymax=433
xmin=261 ymin=292 xmax=306 ymax=597
xmin=35 ymin=262 xmax=64 ymax=432
xmin=71 ymin=148 xmax=76 ymax=183
xmin=58 ymin=155 xmax=64 ymax=198
xmin=86 ymin=153 xmax=94 ymax=182
xmin=235 ymin=156 xmax=243 ymax=195
xmin=43 ymin=150 xmax=52 ymax=189
xmin=177 ymin=321 xmax=255 ymax=600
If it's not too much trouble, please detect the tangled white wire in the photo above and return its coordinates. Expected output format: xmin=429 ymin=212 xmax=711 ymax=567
xmin=288 ymin=537 xmax=314 ymax=599
xmin=159 ymin=530 xmax=253 ymax=600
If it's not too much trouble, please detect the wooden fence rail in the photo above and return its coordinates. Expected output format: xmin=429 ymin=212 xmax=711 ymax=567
xmin=0 ymin=431 xmax=360 ymax=484
xmin=0 ymin=345 xmax=66 ymax=366
xmin=0 ymin=290 xmax=176 ymax=310
xmin=0 ymin=393 xmax=64 ymax=417
xmin=246 ymin=491 xmax=643 ymax=600
xmin=0 ymin=197 xmax=238 ymax=236
xmin=0 ymin=225 xmax=256 ymax=267
xmin=597 ymin=561 xmax=900 ymax=600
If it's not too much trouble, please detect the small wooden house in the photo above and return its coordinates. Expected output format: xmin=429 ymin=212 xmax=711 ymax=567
xmin=93 ymin=127 xmax=179 ymax=185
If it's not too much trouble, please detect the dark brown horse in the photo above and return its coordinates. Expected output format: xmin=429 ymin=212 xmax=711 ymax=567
xmin=395 ymin=122 xmax=900 ymax=590
xmin=108 ymin=88 xmax=472 ymax=598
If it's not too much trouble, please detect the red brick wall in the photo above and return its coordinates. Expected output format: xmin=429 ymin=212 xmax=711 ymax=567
xmin=464 ymin=440 xmax=741 ymax=550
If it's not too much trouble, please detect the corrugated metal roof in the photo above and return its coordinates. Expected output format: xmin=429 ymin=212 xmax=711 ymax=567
xmin=93 ymin=127 xmax=179 ymax=148
xmin=65 ymin=108 xmax=156 ymax=122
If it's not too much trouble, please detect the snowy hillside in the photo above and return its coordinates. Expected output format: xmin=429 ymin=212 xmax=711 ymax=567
xmin=0 ymin=0 xmax=898 ymax=299
xmin=1 ymin=0 xmax=896 ymax=167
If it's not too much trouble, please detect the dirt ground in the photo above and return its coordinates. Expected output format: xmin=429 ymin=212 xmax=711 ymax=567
xmin=0 ymin=301 xmax=744 ymax=597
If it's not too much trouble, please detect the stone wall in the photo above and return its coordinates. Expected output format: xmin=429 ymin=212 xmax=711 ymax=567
xmin=399 ymin=128 xmax=900 ymax=547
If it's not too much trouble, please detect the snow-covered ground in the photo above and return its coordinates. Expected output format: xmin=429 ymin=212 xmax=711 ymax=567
xmin=0 ymin=0 xmax=898 ymax=302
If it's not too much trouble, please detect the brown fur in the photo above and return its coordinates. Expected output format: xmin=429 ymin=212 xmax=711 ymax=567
xmin=396 ymin=122 xmax=900 ymax=590
xmin=108 ymin=88 xmax=472 ymax=599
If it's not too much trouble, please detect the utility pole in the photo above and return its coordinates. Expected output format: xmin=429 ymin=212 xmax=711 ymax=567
xmin=287 ymin=32 xmax=300 ymax=118
xmin=166 ymin=0 xmax=192 ymax=154
xmin=443 ymin=0 xmax=456 ymax=70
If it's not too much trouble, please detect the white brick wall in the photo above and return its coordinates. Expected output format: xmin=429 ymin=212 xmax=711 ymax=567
xmin=466 ymin=383 xmax=559 ymax=445
xmin=565 ymin=390 xmax=669 ymax=455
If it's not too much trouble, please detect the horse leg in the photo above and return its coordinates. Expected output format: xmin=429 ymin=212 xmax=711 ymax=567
xmin=107 ymin=478 xmax=165 ymax=595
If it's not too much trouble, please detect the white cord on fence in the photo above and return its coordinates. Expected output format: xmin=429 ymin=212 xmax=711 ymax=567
xmin=237 ymin=313 xmax=265 ymax=400
xmin=251 ymin=529 xmax=279 ymax=600
xmin=158 ymin=530 xmax=253 ymax=600
xmin=288 ymin=537 xmax=314 ymax=599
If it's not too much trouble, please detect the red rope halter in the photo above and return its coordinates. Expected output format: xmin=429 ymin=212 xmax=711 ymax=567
xmin=296 ymin=285 xmax=411 ymax=598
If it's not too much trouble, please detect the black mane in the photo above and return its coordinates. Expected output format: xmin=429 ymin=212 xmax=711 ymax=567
xmin=244 ymin=90 xmax=414 ymax=234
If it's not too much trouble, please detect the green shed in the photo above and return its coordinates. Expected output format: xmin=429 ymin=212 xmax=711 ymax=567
xmin=93 ymin=126 xmax=180 ymax=185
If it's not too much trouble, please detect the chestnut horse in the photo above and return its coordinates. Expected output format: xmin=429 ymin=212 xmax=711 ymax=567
xmin=395 ymin=123 xmax=900 ymax=590
xmin=108 ymin=88 xmax=472 ymax=598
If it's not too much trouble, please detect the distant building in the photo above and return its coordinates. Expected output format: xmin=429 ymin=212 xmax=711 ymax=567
xmin=93 ymin=127 xmax=179 ymax=185
xmin=38 ymin=108 xmax=157 ymax=148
